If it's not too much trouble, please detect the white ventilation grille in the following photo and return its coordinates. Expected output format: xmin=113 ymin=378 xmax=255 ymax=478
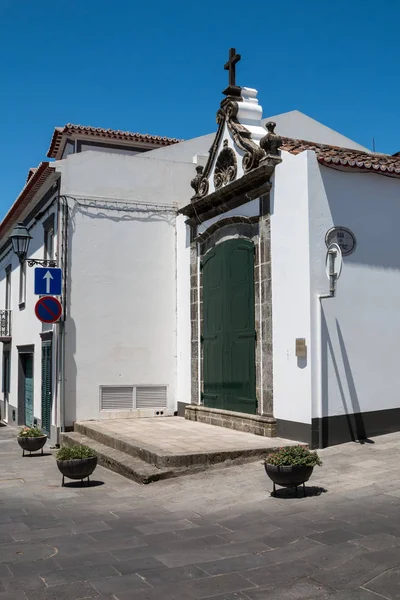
xmin=136 ymin=386 xmax=167 ymax=409
xmin=100 ymin=386 xmax=134 ymax=411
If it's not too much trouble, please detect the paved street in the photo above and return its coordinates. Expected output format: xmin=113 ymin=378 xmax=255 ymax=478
xmin=1 ymin=426 xmax=400 ymax=599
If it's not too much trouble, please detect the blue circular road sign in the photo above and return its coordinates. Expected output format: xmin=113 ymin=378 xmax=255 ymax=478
xmin=35 ymin=296 xmax=62 ymax=323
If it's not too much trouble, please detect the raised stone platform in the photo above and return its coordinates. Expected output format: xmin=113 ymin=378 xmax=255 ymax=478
xmin=185 ymin=405 xmax=277 ymax=437
xmin=61 ymin=416 xmax=300 ymax=483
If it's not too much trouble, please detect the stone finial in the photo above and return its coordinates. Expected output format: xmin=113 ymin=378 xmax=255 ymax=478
xmin=190 ymin=165 xmax=209 ymax=199
xmin=260 ymin=121 xmax=282 ymax=157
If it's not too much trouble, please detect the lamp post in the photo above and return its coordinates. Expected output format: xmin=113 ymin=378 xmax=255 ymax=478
xmin=9 ymin=223 xmax=57 ymax=267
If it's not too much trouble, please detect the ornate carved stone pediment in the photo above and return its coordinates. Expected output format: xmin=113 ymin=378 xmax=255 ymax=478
xmin=214 ymin=140 xmax=237 ymax=189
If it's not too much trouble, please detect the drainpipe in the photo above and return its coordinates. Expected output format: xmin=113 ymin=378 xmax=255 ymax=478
xmin=316 ymin=249 xmax=337 ymax=449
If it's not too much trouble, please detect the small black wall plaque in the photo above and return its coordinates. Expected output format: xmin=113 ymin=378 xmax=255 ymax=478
xmin=325 ymin=226 xmax=356 ymax=256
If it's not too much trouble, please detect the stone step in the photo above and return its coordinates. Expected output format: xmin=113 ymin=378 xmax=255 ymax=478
xmin=61 ymin=432 xmax=177 ymax=484
xmin=73 ymin=420 xmax=282 ymax=469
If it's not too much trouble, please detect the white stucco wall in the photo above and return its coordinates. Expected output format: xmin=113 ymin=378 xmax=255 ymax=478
xmin=271 ymin=151 xmax=312 ymax=425
xmin=56 ymin=151 xmax=194 ymax=423
xmin=308 ymin=159 xmax=400 ymax=419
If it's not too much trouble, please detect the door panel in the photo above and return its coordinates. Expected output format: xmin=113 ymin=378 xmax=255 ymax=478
xmin=202 ymin=239 xmax=257 ymax=414
xmin=23 ymin=355 xmax=34 ymax=427
xmin=41 ymin=341 xmax=52 ymax=434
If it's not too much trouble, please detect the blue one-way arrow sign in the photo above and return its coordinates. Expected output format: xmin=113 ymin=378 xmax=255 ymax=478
xmin=34 ymin=267 xmax=62 ymax=296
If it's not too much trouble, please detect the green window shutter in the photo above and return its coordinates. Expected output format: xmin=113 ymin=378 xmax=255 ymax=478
xmin=41 ymin=341 xmax=52 ymax=434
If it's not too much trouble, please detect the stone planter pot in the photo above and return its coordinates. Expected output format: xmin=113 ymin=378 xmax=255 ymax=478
xmin=57 ymin=456 xmax=98 ymax=486
xmin=17 ymin=435 xmax=47 ymax=457
xmin=264 ymin=463 xmax=314 ymax=497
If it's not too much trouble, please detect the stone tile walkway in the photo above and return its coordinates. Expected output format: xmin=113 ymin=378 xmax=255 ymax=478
xmin=1 ymin=425 xmax=400 ymax=599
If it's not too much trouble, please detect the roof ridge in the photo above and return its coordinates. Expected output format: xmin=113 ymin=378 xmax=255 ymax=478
xmin=47 ymin=123 xmax=183 ymax=158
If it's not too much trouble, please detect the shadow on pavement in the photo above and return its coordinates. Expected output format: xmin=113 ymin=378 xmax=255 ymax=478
xmin=270 ymin=485 xmax=328 ymax=499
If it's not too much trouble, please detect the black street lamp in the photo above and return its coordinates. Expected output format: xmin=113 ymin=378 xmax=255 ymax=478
xmin=9 ymin=223 xmax=32 ymax=262
xmin=9 ymin=222 xmax=57 ymax=267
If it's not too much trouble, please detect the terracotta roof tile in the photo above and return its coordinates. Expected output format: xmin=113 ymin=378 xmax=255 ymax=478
xmin=0 ymin=163 xmax=55 ymax=239
xmin=281 ymin=137 xmax=400 ymax=177
xmin=47 ymin=123 xmax=183 ymax=158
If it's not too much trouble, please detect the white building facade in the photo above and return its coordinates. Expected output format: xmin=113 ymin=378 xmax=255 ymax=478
xmin=0 ymin=126 xmax=195 ymax=443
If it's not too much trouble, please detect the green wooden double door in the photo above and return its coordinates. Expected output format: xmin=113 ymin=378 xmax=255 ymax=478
xmin=202 ymin=239 xmax=257 ymax=415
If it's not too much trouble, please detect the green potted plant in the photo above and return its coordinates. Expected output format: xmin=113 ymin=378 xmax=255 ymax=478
xmin=17 ymin=426 xmax=47 ymax=456
xmin=56 ymin=445 xmax=97 ymax=486
xmin=264 ymin=445 xmax=322 ymax=497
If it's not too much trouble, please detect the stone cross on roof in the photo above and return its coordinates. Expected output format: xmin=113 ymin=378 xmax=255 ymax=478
xmin=223 ymin=48 xmax=241 ymax=97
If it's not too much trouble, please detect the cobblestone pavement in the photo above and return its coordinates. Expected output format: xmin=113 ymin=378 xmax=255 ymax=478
xmin=1 ymin=426 xmax=400 ymax=599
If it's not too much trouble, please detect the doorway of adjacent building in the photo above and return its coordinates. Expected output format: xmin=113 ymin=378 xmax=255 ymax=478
xmin=2 ymin=350 xmax=10 ymax=422
xmin=202 ymin=238 xmax=257 ymax=414
xmin=20 ymin=353 xmax=34 ymax=426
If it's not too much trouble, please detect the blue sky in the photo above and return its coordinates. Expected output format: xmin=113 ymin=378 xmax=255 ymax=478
xmin=0 ymin=0 xmax=398 ymax=219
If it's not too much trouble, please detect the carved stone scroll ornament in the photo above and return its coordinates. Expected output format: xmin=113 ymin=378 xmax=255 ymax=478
xmin=190 ymin=165 xmax=209 ymax=198
xmin=222 ymin=100 xmax=265 ymax=172
xmin=260 ymin=121 xmax=282 ymax=157
xmin=214 ymin=140 xmax=237 ymax=189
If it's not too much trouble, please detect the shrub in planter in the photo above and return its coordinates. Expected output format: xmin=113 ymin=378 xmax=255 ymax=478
xmin=17 ymin=426 xmax=47 ymax=456
xmin=56 ymin=445 xmax=97 ymax=486
xmin=264 ymin=445 xmax=322 ymax=496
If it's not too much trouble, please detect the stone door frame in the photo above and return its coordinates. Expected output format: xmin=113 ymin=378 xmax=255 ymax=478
xmin=190 ymin=211 xmax=273 ymax=416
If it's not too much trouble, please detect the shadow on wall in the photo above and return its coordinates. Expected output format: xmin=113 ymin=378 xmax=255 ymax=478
xmin=320 ymin=311 xmax=369 ymax=445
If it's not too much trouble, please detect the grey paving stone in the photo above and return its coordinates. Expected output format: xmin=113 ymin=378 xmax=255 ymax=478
xmin=259 ymin=525 xmax=318 ymax=548
xmin=135 ymin=531 xmax=181 ymax=545
xmin=156 ymin=535 xmax=227 ymax=553
xmin=7 ymin=559 xmax=61 ymax=577
xmin=300 ymin=540 xmax=367 ymax=570
xmin=214 ymin=540 xmax=272 ymax=558
xmin=244 ymin=578 xmax=333 ymax=599
xmin=183 ymin=573 xmax=256 ymax=598
xmin=112 ymin=556 xmax=166 ymax=575
xmin=0 ymin=592 xmax=28 ymax=600
xmin=307 ymin=527 xmax=363 ymax=545
xmin=39 ymin=563 xmax=120 ymax=586
xmin=25 ymin=581 xmax=99 ymax=599
xmin=110 ymin=545 xmax=158 ymax=561
xmin=114 ymin=581 xmax=196 ymax=600
xmin=324 ymin=589 xmax=388 ymax=599
xmin=240 ymin=559 xmax=318 ymax=587
xmin=135 ymin=519 xmax=198 ymax=535
xmin=364 ymin=566 xmax=400 ymax=598
xmin=54 ymin=551 xmax=116 ymax=570
xmin=11 ymin=526 xmax=74 ymax=541
xmin=199 ymin=594 xmax=251 ymax=600
xmin=263 ymin=537 xmax=326 ymax=564
xmin=155 ymin=547 xmax=231 ymax=568
xmin=70 ymin=521 xmax=112 ymax=534
xmin=196 ymin=553 xmax=271 ymax=575
xmin=90 ymin=573 xmax=151 ymax=595
xmin=350 ymin=532 xmax=400 ymax=551
xmin=1 ymin=574 xmax=46 ymax=592
xmin=176 ymin=524 xmax=231 ymax=539
xmin=139 ymin=565 xmax=206 ymax=586
xmin=0 ymin=565 xmax=12 ymax=578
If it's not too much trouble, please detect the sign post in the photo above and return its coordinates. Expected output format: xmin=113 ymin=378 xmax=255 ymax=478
xmin=34 ymin=268 xmax=62 ymax=296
